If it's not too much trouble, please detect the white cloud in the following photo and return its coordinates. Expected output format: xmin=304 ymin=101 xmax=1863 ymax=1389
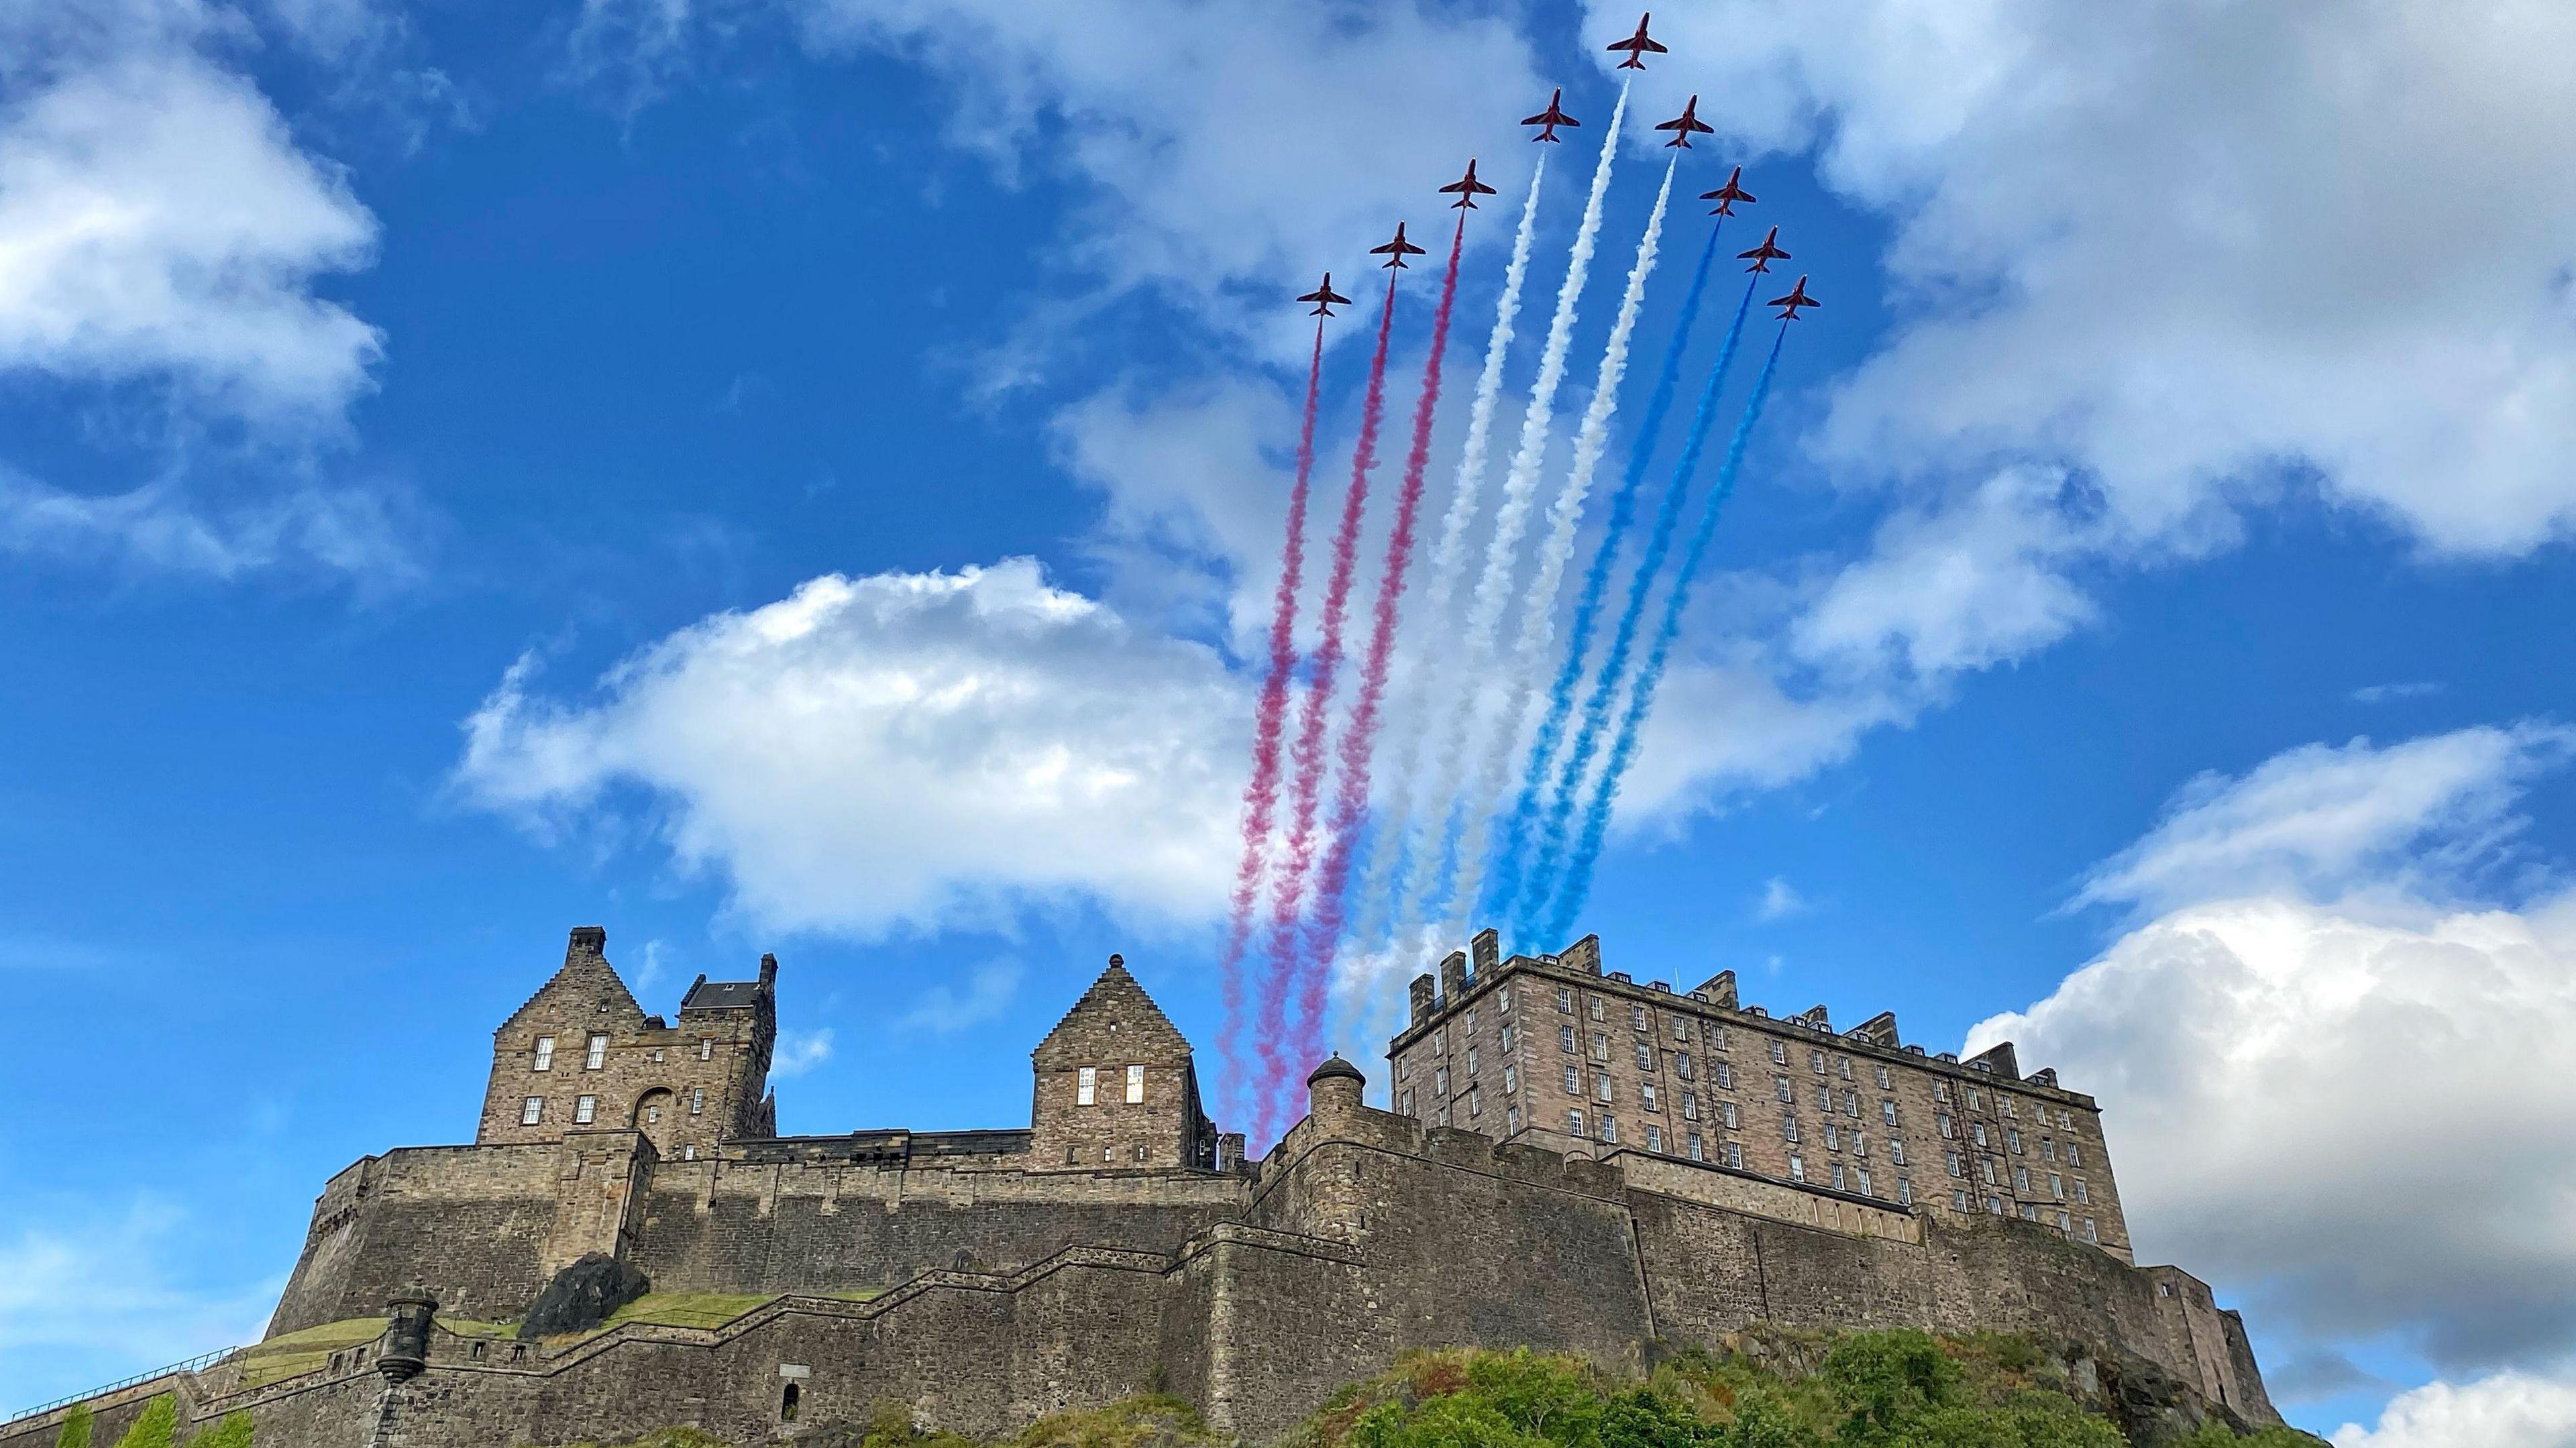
xmin=0 ymin=467 xmax=419 ymax=583
xmin=895 ymin=959 xmax=1023 ymax=1036
xmin=769 ymin=1027 xmax=833 ymax=1078
xmin=0 ymin=53 xmax=381 ymax=420
xmin=0 ymin=1201 xmax=276 ymax=1412
xmin=1968 ymin=724 xmax=2576 ymax=1374
xmin=2076 ymin=724 xmax=2572 ymax=913
xmin=2333 ymin=1371 xmax=2576 ymax=1448
xmin=1755 ymin=876 xmax=1809 ymax=922
xmin=455 ymin=557 xmax=1246 ymax=938
xmin=1613 ymin=0 xmax=2576 ymax=558
xmin=2353 ymin=682 xmax=2445 ymax=706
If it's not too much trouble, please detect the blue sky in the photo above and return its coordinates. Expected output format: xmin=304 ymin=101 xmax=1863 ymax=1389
xmin=7 ymin=3 xmax=2576 ymax=1443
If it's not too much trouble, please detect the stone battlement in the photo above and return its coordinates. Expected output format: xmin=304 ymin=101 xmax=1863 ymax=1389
xmin=5 ymin=926 xmax=2282 ymax=1448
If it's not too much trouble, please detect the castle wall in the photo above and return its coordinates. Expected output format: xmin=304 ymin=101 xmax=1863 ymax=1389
xmin=627 ymin=1157 xmax=1244 ymax=1296
xmin=268 ymin=1144 xmax=568 ymax=1335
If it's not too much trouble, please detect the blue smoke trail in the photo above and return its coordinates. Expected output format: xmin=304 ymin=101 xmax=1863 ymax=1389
xmin=1482 ymin=218 xmax=1727 ymax=942
xmin=1511 ymin=275 xmax=1760 ymax=942
xmin=1541 ymin=323 xmax=1787 ymax=944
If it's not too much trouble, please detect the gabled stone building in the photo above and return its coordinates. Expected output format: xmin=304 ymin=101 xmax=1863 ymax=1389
xmin=0 ymin=923 xmax=2284 ymax=1448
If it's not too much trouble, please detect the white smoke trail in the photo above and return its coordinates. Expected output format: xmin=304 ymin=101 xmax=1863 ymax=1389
xmin=1349 ymin=156 xmax=1548 ymax=983
xmin=1407 ymin=81 xmax=1631 ymax=957
xmin=1447 ymin=154 xmax=1676 ymax=948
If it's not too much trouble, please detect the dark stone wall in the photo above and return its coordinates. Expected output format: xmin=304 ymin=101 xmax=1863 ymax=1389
xmin=268 ymin=1144 xmax=565 ymax=1335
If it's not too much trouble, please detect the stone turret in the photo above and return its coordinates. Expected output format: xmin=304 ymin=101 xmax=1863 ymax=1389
xmin=1307 ymin=1054 xmax=1364 ymax=1127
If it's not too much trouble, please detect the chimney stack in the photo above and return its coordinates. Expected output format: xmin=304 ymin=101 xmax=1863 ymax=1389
xmin=1470 ymin=928 xmax=1500 ymax=977
xmin=759 ymin=952 xmax=778 ymax=992
xmin=1409 ymin=973 xmax=1436 ymax=1025
xmin=1438 ymin=950 xmax=1468 ymax=1007
xmin=567 ymin=926 xmax=607 ymax=962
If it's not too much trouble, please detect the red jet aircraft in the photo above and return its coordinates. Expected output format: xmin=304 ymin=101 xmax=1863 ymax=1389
xmin=1607 ymin=13 xmax=1667 ymax=69
xmin=1370 ymin=223 xmax=1428 ymax=270
xmin=1655 ymin=95 xmax=1715 ymax=148
xmin=1521 ymin=89 xmax=1578 ymax=142
xmin=1737 ymin=225 xmax=1790 ymax=272
xmin=1440 ymin=159 xmax=1499 ymax=209
xmin=1298 ymin=273 xmax=1352 ymax=318
xmin=1768 ymin=276 xmax=1821 ymax=321
xmin=1701 ymin=166 xmax=1756 ymax=216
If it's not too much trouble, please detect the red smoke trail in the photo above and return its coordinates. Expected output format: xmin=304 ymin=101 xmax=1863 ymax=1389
xmin=1255 ymin=278 xmax=1399 ymax=1144
xmin=1218 ymin=321 xmax=1325 ymax=1127
xmin=1293 ymin=215 xmax=1465 ymax=1078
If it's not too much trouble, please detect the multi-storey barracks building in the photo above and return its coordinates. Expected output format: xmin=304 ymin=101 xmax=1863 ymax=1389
xmin=1 ymin=926 xmax=2284 ymax=1448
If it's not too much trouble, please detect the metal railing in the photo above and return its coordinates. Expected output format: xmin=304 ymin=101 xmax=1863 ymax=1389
xmin=3 ymin=1346 xmax=239 ymax=1427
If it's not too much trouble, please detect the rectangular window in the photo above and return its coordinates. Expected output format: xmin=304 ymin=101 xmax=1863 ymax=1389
xmin=1675 ymin=1051 xmax=1695 ymax=1080
xmin=533 ymin=1036 xmax=555 ymax=1072
xmin=1501 ymin=1024 xmax=1515 ymax=1052
xmin=1982 ymin=1158 xmax=1998 ymax=1184
xmin=1564 ymin=1064 xmax=1580 ymax=1095
xmin=1595 ymin=1072 xmax=1613 ymax=1104
xmin=690 ymin=1087 xmax=704 ymax=1115
xmin=2060 ymin=1109 xmax=2074 ymax=1130
xmin=2074 ymin=1180 xmax=2090 ymax=1203
xmin=1946 ymin=1151 xmax=1964 ymax=1178
xmin=1775 ymin=1076 xmax=1793 ymax=1101
xmin=1688 ymin=1132 xmax=1705 ymax=1162
xmin=1810 ymin=1049 xmax=1827 ymax=1074
xmin=1500 ymin=987 xmax=1513 ymax=1014
xmin=1401 ymin=1089 xmax=1413 ymax=1115
xmin=1466 ymin=1046 xmax=1479 ymax=1076
xmin=1815 ymin=1084 xmax=1833 ymax=1113
xmin=585 ymin=1034 xmax=608 ymax=1070
xmin=1788 ymin=1154 xmax=1805 ymax=1182
xmin=1939 ymin=1113 xmax=1956 ymax=1139
xmin=1896 ymin=1177 xmax=1912 ymax=1205
xmin=2084 ymin=1217 xmax=2098 ymax=1243
xmin=1725 ymin=1141 xmax=1744 ymax=1169
xmin=1825 ymin=1123 xmax=1841 ymax=1151
xmin=1831 ymin=1162 xmax=1847 ymax=1190
xmin=1875 ymin=1064 xmax=1891 ymax=1089
xmin=1672 ymin=1017 xmax=1691 ymax=1042
xmin=1854 ymin=1129 xmax=1869 ymax=1157
xmin=700 ymin=1038 xmax=713 ymax=1061
xmin=2021 ymin=1202 xmax=2038 ymax=1221
xmin=1722 ymin=1101 xmax=1740 ymax=1129
xmin=1892 ymin=1139 xmax=1909 ymax=1166
xmin=1634 ymin=1042 xmax=1654 ymax=1070
xmin=521 ymin=1096 xmax=543 ymax=1125
xmin=1716 ymin=1062 xmax=1734 ymax=1090
xmin=1782 ymin=1115 xmax=1801 ymax=1143
xmin=1988 ymin=1196 xmax=2004 ymax=1215
xmin=1504 ymin=1064 xmax=1519 ymax=1095
xmin=1507 ymin=1105 xmax=1521 ymax=1133
xmin=2015 ymin=1165 xmax=2031 ymax=1192
xmin=1569 ymin=1108 xmax=1587 ymax=1136
xmin=1646 ymin=1124 xmax=1664 ymax=1152
xmin=1464 ymin=1009 xmax=1477 ymax=1035
xmin=1468 ymin=1087 xmax=1483 ymax=1117
xmin=1882 ymin=1099 xmax=1898 ymax=1126
xmin=2001 ymin=1095 xmax=2017 ymax=1118
xmin=1642 ymin=1082 xmax=1660 ymax=1112
xmin=1591 ymin=1033 xmax=1611 ymax=1062
xmin=2043 ymin=1139 xmax=2057 ymax=1162
xmin=2068 ymin=1144 xmax=2084 ymax=1168
xmin=1601 ymin=1115 xmax=1619 ymax=1144
xmin=1631 ymin=1004 xmax=1648 ymax=1031
xmin=1589 ymin=996 xmax=1605 ymax=1021
xmin=1435 ymin=1066 xmax=1449 ymax=1096
xmin=1968 ymin=1087 xmax=1984 ymax=1109
xmin=1561 ymin=1023 xmax=1578 ymax=1052
xmin=1078 ymin=1066 xmax=1097 ymax=1105
xmin=574 ymin=1095 xmax=596 ymax=1124
xmin=1837 ymin=1056 xmax=1853 ymax=1080
xmin=1972 ymin=1121 xmax=1990 ymax=1148
xmin=1557 ymin=987 xmax=1573 ymax=1013
xmin=1935 ymin=1080 xmax=1951 ymax=1104
xmin=1953 ymin=1188 xmax=1969 ymax=1213
xmin=1681 ymin=1091 xmax=1699 ymax=1121
xmin=1127 ymin=1064 xmax=1146 ymax=1103
xmin=1713 ymin=1027 xmax=1729 ymax=1052
xmin=2058 ymin=1209 xmax=2072 ymax=1230
xmin=1434 ymin=1027 xmax=1446 ymax=1053
xmin=1769 ymin=1040 xmax=1788 ymax=1065
xmin=2007 ymin=1127 xmax=2023 ymax=1154
xmin=2050 ymin=1172 xmax=2064 ymax=1199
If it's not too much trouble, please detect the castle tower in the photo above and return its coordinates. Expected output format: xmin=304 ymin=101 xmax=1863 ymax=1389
xmin=478 ymin=926 xmax=777 ymax=1160
xmin=1028 ymin=955 xmax=1215 ymax=1170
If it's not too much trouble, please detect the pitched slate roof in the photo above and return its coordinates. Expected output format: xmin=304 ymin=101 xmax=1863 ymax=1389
xmin=682 ymin=979 xmax=764 ymax=1011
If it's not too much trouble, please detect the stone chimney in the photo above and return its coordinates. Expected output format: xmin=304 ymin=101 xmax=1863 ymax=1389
xmin=758 ymin=952 xmax=778 ymax=992
xmin=1409 ymin=973 xmax=1436 ymax=1025
xmin=1561 ymin=933 xmax=1602 ymax=977
xmin=566 ymin=926 xmax=607 ymax=963
xmin=1470 ymin=928 xmax=1500 ymax=977
xmin=1437 ymin=950 xmax=1468 ymax=1007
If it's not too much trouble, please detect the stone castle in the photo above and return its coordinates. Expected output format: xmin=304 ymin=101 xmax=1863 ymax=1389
xmin=2 ymin=926 xmax=2283 ymax=1448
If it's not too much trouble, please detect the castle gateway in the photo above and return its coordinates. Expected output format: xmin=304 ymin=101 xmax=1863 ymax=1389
xmin=1 ymin=926 xmax=2282 ymax=1448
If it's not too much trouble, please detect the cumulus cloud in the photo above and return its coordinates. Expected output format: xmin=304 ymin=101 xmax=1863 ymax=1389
xmin=1755 ymin=877 xmax=1809 ymax=922
xmin=1969 ymin=724 xmax=2576 ymax=1375
xmin=455 ymin=558 xmax=1246 ymax=938
xmin=0 ymin=52 xmax=382 ymax=420
xmin=1613 ymin=0 xmax=2576 ymax=558
xmin=2076 ymin=724 xmax=2572 ymax=912
xmin=2333 ymin=1370 xmax=2576 ymax=1448
xmin=0 ymin=1201 xmax=276 ymax=1411
xmin=769 ymin=1027 xmax=833 ymax=1078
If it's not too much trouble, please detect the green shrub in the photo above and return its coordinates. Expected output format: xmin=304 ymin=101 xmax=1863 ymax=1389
xmin=53 ymin=1404 xmax=94 ymax=1448
xmin=110 ymin=1396 xmax=178 ymax=1448
xmin=182 ymin=1412 xmax=254 ymax=1448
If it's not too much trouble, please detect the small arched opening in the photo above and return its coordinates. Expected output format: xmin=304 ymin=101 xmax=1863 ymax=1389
xmin=781 ymin=1383 xmax=802 ymax=1422
xmin=633 ymin=1087 xmax=676 ymax=1133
